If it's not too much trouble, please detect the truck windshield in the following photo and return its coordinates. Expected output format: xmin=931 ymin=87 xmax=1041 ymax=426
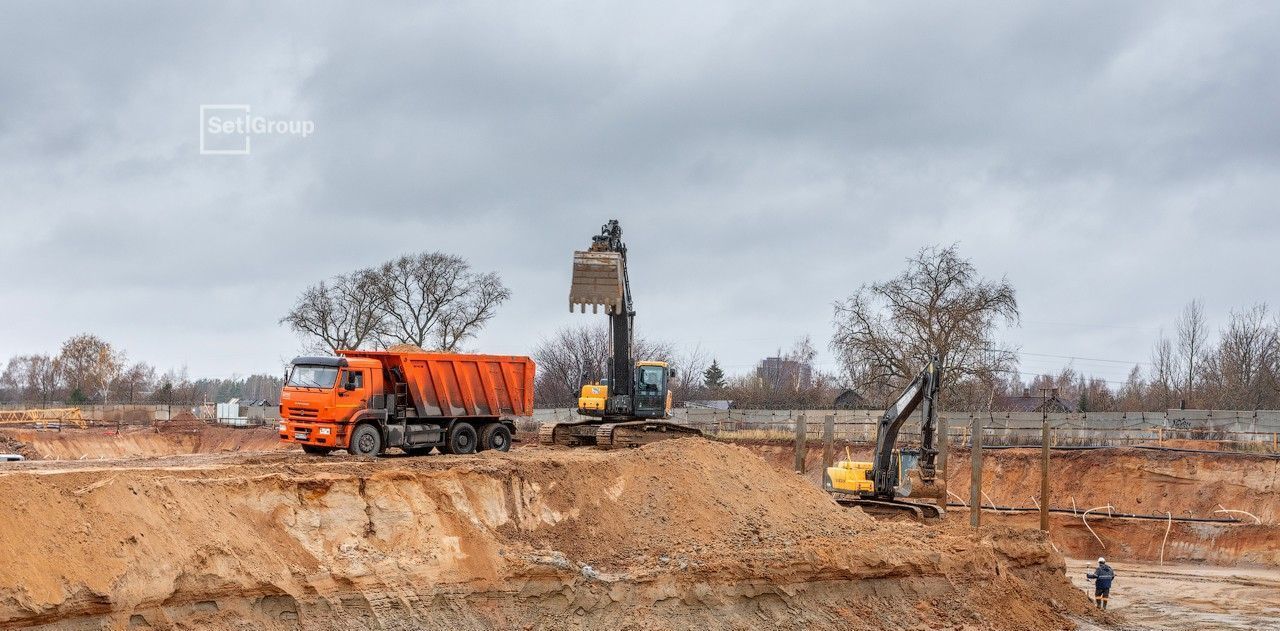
xmin=287 ymin=365 xmax=339 ymax=389
xmin=636 ymin=366 xmax=665 ymax=393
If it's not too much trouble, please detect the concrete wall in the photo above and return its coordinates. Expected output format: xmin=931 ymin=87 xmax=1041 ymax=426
xmin=532 ymin=408 xmax=1280 ymax=447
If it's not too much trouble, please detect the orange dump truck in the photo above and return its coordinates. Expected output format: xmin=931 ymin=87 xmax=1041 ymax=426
xmin=279 ymin=349 xmax=534 ymax=456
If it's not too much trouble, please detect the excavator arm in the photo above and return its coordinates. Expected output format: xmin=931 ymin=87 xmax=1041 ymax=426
xmin=869 ymin=356 xmax=940 ymax=497
xmin=570 ymin=220 xmax=636 ymax=415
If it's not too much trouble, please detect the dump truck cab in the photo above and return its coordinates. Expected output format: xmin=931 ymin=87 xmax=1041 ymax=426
xmin=577 ymin=360 xmax=674 ymax=420
xmin=280 ymin=351 xmax=534 ymax=457
xmin=281 ymin=356 xmax=384 ymax=447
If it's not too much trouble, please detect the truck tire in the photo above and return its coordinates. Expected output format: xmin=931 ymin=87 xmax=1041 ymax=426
xmin=443 ymin=422 xmax=477 ymax=455
xmin=349 ymin=424 xmax=383 ymax=457
xmin=301 ymin=445 xmax=332 ymax=456
xmin=480 ymin=424 xmax=512 ymax=452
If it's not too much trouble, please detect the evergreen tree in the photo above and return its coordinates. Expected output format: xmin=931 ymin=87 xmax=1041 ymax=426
xmin=703 ymin=359 xmax=726 ymax=390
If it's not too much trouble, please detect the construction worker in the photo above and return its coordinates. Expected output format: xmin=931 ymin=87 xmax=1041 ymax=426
xmin=1086 ymin=557 xmax=1115 ymax=609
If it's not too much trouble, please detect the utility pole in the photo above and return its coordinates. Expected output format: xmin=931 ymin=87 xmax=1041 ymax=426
xmin=1038 ymin=387 xmax=1056 ymax=532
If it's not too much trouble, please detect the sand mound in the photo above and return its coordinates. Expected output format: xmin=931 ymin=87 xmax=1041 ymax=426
xmin=0 ymin=433 xmax=35 ymax=459
xmin=0 ymin=439 xmax=1092 ymax=629
xmin=0 ymin=426 xmax=287 ymax=460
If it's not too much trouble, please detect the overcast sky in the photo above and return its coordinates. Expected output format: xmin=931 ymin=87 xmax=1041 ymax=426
xmin=2 ymin=1 xmax=1278 ymax=387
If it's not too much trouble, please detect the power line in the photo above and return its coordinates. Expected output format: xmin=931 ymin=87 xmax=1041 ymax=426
xmin=983 ymin=347 xmax=1151 ymax=367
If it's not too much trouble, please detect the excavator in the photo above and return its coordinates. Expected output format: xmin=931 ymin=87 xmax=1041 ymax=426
xmin=538 ymin=220 xmax=703 ymax=449
xmin=824 ymin=356 xmax=943 ymax=518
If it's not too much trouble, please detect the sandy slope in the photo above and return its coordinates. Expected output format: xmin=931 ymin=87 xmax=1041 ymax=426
xmin=0 ymin=439 xmax=1094 ymax=630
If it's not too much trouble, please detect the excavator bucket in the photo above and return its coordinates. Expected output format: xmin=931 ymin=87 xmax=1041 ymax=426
xmin=570 ymin=250 xmax=625 ymax=313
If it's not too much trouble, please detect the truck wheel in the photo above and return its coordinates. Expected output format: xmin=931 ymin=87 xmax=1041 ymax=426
xmin=445 ymin=422 xmax=477 ymax=455
xmin=349 ymin=424 xmax=383 ymax=457
xmin=480 ymin=424 xmax=512 ymax=452
xmin=301 ymin=445 xmax=332 ymax=456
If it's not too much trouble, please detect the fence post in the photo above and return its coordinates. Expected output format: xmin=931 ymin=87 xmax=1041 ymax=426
xmin=794 ymin=413 xmax=806 ymax=474
xmin=823 ymin=414 xmax=835 ymax=469
xmin=971 ymin=413 xmax=982 ymax=528
xmin=936 ymin=413 xmax=949 ymax=514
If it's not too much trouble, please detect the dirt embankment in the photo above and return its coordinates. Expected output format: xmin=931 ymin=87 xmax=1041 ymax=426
xmin=0 ymin=440 xmax=1093 ymax=630
xmin=0 ymin=426 xmax=287 ymax=460
xmin=743 ymin=441 xmax=1280 ymax=566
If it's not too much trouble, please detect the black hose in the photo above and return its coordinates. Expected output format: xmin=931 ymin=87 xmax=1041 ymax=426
xmin=944 ymin=503 xmax=1243 ymax=524
xmin=967 ymin=442 xmax=1280 ymax=458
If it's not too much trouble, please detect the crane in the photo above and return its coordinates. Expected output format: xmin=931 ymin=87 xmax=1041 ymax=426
xmin=538 ymin=220 xmax=702 ymax=449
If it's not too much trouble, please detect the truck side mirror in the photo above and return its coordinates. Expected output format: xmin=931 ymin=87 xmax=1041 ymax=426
xmin=669 ymin=368 xmax=678 ymax=380
xmin=344 ymin=375 xmax=358 ymax=391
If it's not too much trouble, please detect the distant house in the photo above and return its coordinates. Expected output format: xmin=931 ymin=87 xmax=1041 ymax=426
xmin=833 ymin=389 xmax=868 ymax=409
xmin=995 ymin=389 xmax=1076 ymax=413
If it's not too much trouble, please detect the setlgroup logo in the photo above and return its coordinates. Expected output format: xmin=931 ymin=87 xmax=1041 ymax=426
xmin=199 ymin=105 xmax=315 ymax=155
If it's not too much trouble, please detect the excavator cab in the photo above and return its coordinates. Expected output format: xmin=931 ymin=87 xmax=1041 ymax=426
xmin=576 ymin=361 xmax=673 ymax=419
xmin=633 ymin=361 xmax=673 ymax=418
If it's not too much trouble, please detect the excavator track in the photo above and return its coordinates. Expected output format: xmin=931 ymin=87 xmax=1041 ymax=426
xmin=594 ymin=420 xmax=703 ymax=450
xmin=830 ymin=493 xmax=941 ymax=519
xmin=537 ymin=420 xmax=601 ymax=447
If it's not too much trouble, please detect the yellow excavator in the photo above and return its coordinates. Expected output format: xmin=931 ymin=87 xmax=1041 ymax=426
xmin=538 ymin=220 xmax=702 ymax=449
xmin=824 ymin=356 xmax=943 ymax=518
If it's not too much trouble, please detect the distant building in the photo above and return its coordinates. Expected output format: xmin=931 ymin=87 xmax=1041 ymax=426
xmin=995 ymin=389 xmax=1076 ymax=413
xmin=756 ymin=356 xmax=813 ymax=389
xmin=833 ymin=389 xmax=868 ymax=409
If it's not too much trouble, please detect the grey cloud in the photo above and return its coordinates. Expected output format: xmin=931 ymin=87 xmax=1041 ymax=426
xmin=1 ymin=1 xmax=1277 ymax=382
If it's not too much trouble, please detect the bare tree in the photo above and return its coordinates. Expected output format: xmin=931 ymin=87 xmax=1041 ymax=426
xmin=433 ymin=271 xmax=512 ymax=350
xmin=56 ymin=334 xmax=123 ymax=403
xmin=831 ymin=244 xmax=1019 ymax=403
xmin=281 ymin=269 xmax=384 ymax=353
xmin=1148 ymin=331 xmax=1178 ymax=409
xmin=530 ymin=323 xmax=672 ymax=407
xmin=1 ymin=354 xmax=62 ymax=405
xmin=669 ymin=343 xmax=711 ymax=403
xmin=373 ymin=253 xmax=511 ymax=350
xmin=1202 ymin=304 xmax=1278 ymax=408
xmin=1117 ymin=365 xmax=1146 ymax=411
xmin=1175 ymin=299 xmax=1209 ymax=407
xmin=283 ymin=252 xmax=511 ymax=354
xmin=720 ymin=368 xmax=843 ymax=409
xmin=151 ymin=366 xmax=202 ymax=404
xmin=111 ymin=361 xmax=156 ymax=403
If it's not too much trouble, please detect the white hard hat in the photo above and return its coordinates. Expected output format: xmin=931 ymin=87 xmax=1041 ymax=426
xmin=1098 ymin=557 xmax=1106 ymax=563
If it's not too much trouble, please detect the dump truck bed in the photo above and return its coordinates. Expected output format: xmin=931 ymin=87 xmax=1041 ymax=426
xmin=339 ymin=350 xmax=535 ymax=419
